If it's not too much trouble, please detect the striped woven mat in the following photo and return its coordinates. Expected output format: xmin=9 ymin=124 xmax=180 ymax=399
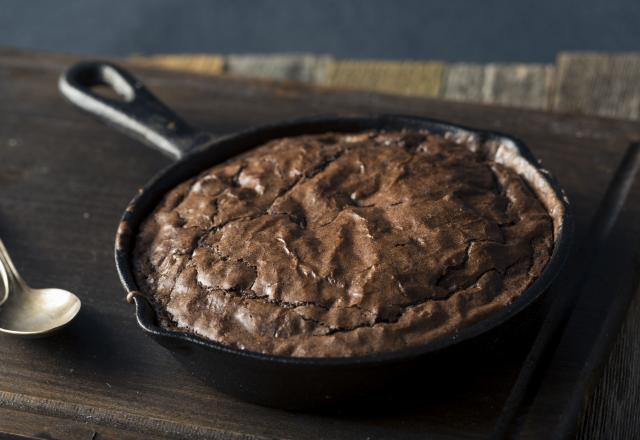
xmin=129 ymin=52 xmax=640 ymax=121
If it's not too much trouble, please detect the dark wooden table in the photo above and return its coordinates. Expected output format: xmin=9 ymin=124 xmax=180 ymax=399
xmin=0 ymin=50 xmax=639 ymax=439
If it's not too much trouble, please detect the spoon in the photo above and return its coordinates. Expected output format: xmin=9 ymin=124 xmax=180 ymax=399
xmin=0 ymin=238 xmax=81 ymax=336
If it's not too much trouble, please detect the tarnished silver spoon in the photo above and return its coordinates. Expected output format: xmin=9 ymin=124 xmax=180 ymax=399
xmin=0 ymin=238 xmax=81 ymax=336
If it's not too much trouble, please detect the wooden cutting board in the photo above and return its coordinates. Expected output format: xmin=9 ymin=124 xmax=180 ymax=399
xmin=0 ymin=49 xmax=639 ymax=440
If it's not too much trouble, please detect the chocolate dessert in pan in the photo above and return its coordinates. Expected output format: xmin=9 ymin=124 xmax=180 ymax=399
xmin=60 ymin=62 xmax=571 ymax=409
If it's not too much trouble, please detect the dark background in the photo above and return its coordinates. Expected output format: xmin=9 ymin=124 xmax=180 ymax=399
xmin=1 ymin=0 xmax=638 ymax=62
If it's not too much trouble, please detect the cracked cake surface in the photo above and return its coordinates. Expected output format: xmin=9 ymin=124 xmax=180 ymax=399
xmin=133 ymin=130 xmax=554 ymax=357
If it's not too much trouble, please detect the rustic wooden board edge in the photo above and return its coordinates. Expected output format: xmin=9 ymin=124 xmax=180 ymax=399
xmin=0 ymin=390 xmax=264 ymax=440
xmin=493 ymin=143 xmax=640 ymax=439
xmin=0 ymin=433 xmax=41 ymax=440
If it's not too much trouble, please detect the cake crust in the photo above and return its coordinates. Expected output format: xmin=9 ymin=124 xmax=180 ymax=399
xmin=133 ymin=130 xmax=554 ymax=357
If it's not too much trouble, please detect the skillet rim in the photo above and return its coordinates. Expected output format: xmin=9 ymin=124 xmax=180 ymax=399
xmin=116 ymin=113 xmax=573 ymax=367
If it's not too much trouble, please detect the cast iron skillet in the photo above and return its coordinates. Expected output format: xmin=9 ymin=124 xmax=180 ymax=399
xmin=59 ymin=61 xmax=572 ymax=410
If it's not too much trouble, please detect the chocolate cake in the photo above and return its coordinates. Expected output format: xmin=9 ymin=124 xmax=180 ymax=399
xmin=132 ymin=130 xmax=554 ymax=357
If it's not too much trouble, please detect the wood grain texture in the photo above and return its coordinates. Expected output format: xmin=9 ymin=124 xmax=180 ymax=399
xmin=576 ymin=284 xmax=640 ymax=439
xmin=0 ymin=406 xmax=169 ymax=440
xmin=0 ymin=391 xmax=261 ymax=440
xmin=0 ymin=49 xmax=639 ymax=439
xmin=553 ymin=52 xmax=640 ymax=119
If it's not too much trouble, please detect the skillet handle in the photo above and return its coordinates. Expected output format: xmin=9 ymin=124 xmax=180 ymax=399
xmin=59 ymin=61 xmax=212 ymax=160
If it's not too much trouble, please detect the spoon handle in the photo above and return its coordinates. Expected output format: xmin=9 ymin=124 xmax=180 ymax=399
xmin=0 ymin=238 xmax=27 ymax=288
xmin=0 ymin=252 xmax=7 ymax=306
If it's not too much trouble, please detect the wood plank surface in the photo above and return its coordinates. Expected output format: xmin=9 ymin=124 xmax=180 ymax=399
xmin=0 ymin=49 xmax=639 ymax=439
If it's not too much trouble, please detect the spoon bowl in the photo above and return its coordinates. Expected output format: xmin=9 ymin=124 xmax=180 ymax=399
xmin=0 ymin=239 xmax=81 ymax=336
xmin=0 ymin=286 xmax=81 ymax=336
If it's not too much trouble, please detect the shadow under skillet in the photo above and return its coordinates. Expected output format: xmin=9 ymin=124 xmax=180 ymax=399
xmin=254 ymin=294 xmax=546 ymax=417
xmin=22 ymin=304 xmax=153 ymax=381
